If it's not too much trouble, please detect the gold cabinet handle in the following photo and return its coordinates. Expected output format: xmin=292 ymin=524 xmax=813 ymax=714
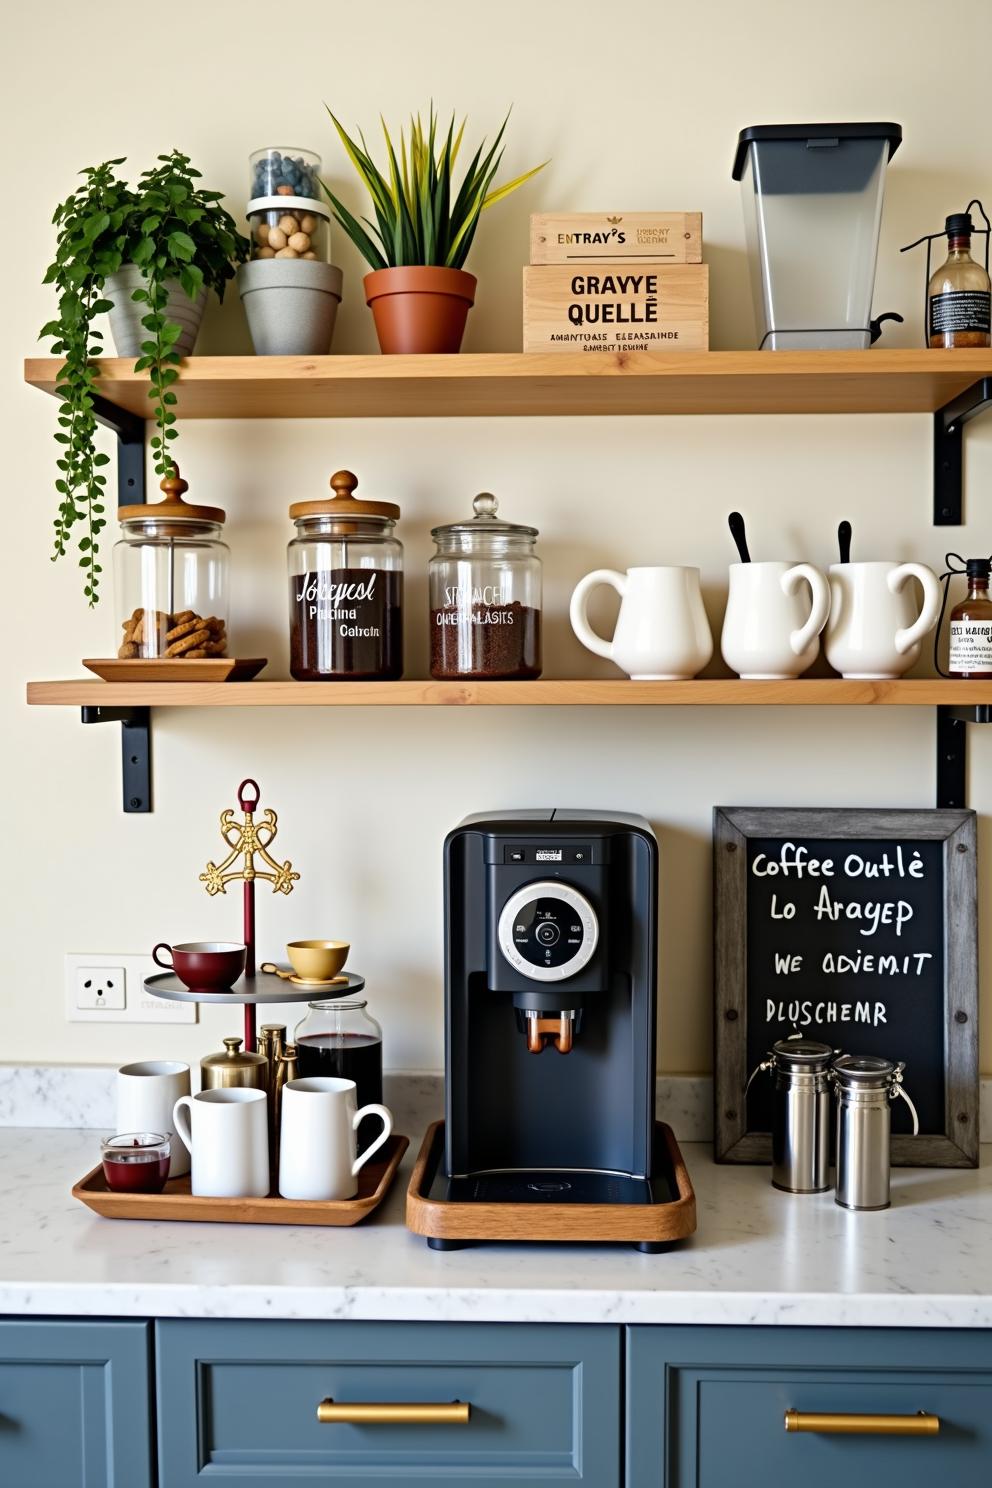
xmin=317 ymin=1399 xmax=470 ymax=1425
xmin=785 ymin=1409 xmax=940 ymax=1437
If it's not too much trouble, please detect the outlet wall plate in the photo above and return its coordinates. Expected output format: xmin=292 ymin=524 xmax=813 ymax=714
xmin=64 ymin=953 xmax=198 ymax=1025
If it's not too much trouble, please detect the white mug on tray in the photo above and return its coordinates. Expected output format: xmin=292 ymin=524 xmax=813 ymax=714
xmin=117 ymin=1060 xmax=191 ymax=1177
xmin=278 ymin=1077 xmax=393 ymax=1202
xmin=173 ymin=1087 xmax=269 ymax=1198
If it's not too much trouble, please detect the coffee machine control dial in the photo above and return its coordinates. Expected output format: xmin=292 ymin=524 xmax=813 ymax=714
xmin=497 ymin=881 xmax=599 ymax=982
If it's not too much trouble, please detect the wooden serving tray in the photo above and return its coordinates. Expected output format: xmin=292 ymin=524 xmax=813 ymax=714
xmin=406 ymin=1121 xmax=696 ymax=1246
xmin=73 ymin=1133 xmax=408 ymax=1226
xmin=83 ymin=657 xmax=267 ymax=682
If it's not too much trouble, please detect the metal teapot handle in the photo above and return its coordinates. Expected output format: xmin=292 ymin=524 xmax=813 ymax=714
xmin=891 ymin=1066 xmax=920 ymax=1136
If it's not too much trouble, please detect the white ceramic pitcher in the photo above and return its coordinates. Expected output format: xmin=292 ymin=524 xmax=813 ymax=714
xmin=825 ymin=561 xmax=942 ymax=679
xmin=569 ymin=566 xmax=713 ymax=679
xmin=721 ymin=561 xmax=831 ymax=679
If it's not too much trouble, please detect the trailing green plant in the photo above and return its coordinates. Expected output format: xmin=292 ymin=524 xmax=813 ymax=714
xmin=321 ymin=105 xmax=546 ymax=271
xmin=41 ymin=152 xmax=249 ymax=602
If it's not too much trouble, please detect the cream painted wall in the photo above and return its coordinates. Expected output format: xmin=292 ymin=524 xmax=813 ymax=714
xmin=4 ymin=0 xmax=992 ymax=1077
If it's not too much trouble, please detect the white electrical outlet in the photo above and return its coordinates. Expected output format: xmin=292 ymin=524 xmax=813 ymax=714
xmin=64 ymin=954 xmax=198 ymax=1025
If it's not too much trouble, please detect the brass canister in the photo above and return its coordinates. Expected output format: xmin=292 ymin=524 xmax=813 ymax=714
xmin=200 ymin=1036 xmax=268 ymax=1092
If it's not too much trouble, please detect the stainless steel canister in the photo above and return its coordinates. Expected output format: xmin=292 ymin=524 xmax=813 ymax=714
xmin=832 ymin=1055 xmax=919 ymax=1211
xmin=749 ymin=1039 xmax=834 ymax=1193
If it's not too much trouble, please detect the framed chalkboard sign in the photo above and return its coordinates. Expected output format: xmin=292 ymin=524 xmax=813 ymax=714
xmin=714 ymin=807 xmax=978 ymax=1168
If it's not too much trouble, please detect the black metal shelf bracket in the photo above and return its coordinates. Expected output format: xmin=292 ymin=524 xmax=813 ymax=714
xmin=936 ymin=703 xmax=992 ymax=808
xmin=87 ymin=399 xmax=152 ymax=811
xmin=934 ymin=377 xmax=992 ymax=525
xmin=81 ymin=706 xmax=152 ymax=813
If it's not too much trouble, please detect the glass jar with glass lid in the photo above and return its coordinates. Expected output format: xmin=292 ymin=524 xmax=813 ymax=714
xmin=294 ymin=997 xmax=383 ymax=1151
xmin=287 ymin=469 xmax=403 ymax=680
xmin=113 ymin=466 xmax=228 ymax=659
xmin=429 ymin=493 xmax=542 ymax=680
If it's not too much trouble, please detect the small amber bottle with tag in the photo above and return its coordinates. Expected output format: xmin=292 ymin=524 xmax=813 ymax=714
xmin=948 ymin=558 xmax=992 ymax=676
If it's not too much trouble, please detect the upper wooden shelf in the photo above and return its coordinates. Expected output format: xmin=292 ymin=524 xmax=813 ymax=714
xmin=25 ymin=678 xmax=992 ymax=708
xmin=24 ymin=350 xmax=992 ymax=420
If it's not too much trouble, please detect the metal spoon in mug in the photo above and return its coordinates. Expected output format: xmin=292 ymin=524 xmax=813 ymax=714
xmin=838 ymin=520 xmax=852 ymax=564
xmin=728 ymin=511 xmax=751 ymax=563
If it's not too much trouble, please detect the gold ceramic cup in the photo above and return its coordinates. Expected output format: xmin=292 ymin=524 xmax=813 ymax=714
xmin=286 ymin=940 xmax=350 ymax=982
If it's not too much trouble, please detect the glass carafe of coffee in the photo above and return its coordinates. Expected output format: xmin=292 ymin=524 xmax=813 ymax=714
xmin=294 ymin=998 xmax=383 ymax=1151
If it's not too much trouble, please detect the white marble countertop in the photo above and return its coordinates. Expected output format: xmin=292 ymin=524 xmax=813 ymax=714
xmin=1 ymin=1127 xmax=990 ymax=1328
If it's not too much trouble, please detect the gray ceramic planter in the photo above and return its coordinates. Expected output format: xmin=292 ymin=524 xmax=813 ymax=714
xmin=238 ymin=260 xmax=343 ymax=355
xmin=104 ymin=265 xmax=207 ymax=358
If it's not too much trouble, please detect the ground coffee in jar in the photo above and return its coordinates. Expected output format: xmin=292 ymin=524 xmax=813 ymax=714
xmin=287 ymin=471 xmax=403 ymax=680
xmin=429 ymin=494 xmax=542 ymax=680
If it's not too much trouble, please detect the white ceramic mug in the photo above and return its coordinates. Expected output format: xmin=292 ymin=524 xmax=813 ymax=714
xmin=173 ymin=1087 xmax=269 ymax=1198
xmin=721 ymin=561 xmax=831 ymax=679
xmin=569 ymin=566 xmax=713 ymax=679
xmin=825 ymin=561 xmax=942 ymax=679
xmin=117 ymin=1060 xmax=191 ymax=1177
xmin=278 ymin=1077 xmax=393 ymax=1201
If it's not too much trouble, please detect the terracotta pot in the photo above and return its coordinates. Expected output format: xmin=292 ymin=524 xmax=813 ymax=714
xmin=364 ymin=266 xmax=476 ymax=354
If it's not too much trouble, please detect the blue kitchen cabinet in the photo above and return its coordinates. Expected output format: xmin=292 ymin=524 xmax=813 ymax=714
xmin=156 ymin=1318 xmax=621 ymax=1486
xmin=0 ymin=1319 xmax=153 ymax=1488
xmin=627 ymin=1325 xmax=992 ymax=1486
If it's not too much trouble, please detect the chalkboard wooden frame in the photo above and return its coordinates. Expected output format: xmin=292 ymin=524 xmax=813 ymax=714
xmin=714 ymin=807 xmax=978 ymax=1168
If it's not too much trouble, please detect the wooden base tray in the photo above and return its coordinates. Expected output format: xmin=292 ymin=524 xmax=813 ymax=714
xmin=83 ymin=658 xmax=267 ymax=682
xmin=406 ymin=1121 xmax=696 ymax=1248
xmin=73 ymin=1133 xmax=408 ymax=1226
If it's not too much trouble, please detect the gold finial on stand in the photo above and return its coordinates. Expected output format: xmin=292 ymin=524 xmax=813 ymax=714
xmin=199 ymin=779 xmax=300 ymax=1050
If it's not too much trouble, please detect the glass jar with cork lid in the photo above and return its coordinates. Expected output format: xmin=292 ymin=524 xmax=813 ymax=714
xmin=113 ymin=466 xmax=228 ymax=660
xmin=429 ymin=493 xmax=542 ymax=679
xmin=287 ymin=470 xmax=403 ymax=680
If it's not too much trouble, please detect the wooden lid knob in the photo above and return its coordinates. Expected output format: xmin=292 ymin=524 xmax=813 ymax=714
xmin=160 ymin=464 xmax=189 ymax=501
xmin=330 ymin=470 xmax=359 ymax=500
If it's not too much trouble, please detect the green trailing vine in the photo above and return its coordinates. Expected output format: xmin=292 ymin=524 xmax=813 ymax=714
xmin=41 ymin=153 xmax=249 ymax=603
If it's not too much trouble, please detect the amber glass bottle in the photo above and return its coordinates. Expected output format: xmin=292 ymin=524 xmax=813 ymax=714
xmin=928 ymin=214 xmax=991 ymax=348
xmin=948 ymin=558 xmax=992 ymax=676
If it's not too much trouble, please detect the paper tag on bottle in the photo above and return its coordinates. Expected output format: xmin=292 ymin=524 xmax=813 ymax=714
xmin=930 ymin=290 xmax=991 ymax=336
xmin=949 ymin=618 xmax=992 ymax=672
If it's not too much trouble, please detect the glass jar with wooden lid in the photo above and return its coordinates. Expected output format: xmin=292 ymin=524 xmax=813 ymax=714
xmin=287 ymin=469 xmax=403 ymax=680
xmin=113 ymin=466 xmax=229 ymax=660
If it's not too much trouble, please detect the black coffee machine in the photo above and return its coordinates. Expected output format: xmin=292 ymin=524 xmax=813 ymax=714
xmin=429 ymin=810 xmax=667 ymax=1247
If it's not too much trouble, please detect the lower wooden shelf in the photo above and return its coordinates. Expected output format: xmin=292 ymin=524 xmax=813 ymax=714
xmin=24 ymin=677 xmax=992 ymax=707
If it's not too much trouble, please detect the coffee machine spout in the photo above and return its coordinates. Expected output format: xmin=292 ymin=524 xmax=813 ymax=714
xmin=523 ymin=1009 xmax=578 ymax=1055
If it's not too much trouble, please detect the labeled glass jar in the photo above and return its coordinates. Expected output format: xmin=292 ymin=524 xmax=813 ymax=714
xmin=429 ymin=493 xmax=542 ymax=679
xmin=288 ymin=470 xmax=403 ymax=680
xmin=294 ymin=997 xmax=383 ymax=1151
xmin=248 ymin=198 xmax=330 ymax=262
xmin=249 ymin=146 xmax=321 ymax=202
xmin=113 ymin=468 xmax=229 ymax=659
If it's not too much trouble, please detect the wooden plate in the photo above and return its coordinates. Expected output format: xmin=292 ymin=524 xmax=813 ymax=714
xmin=406 ymin=1122 xmax=696 ymax=1245
xmin=73 ymin=1133 xmax=408 ymax=1226
xmin=83 ymin=658 xmax=268 ymax=682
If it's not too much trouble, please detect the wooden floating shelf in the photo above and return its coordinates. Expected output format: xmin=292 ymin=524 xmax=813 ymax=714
xmin=24 ymin=350 xmax=992 ymax=420
xmin=25 ymin=678 xmax=992 ymax=708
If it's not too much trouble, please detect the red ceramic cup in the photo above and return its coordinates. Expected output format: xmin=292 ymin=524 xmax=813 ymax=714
xmin=152 ymin=941 xmax=246 ymax=992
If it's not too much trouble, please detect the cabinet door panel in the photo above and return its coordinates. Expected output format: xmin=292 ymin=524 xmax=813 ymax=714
xmin=157 ymin=1319 xmax=620 ymax=1487
xmin=0 ymin=1319 xmax=153 ymax=1488
xmin=627 ymin=1325 xmax=992 ymax=1488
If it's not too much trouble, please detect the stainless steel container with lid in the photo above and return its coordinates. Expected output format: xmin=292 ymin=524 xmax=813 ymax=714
xmin=749 ymin=1038 xmax=834 ymax=1193
xmin=832 ymin=1054 xmax=919 ymax=1211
